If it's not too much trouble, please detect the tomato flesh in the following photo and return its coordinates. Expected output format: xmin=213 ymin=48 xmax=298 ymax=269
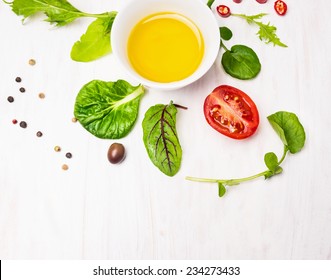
xmin=274 ymin=0 xmax=287 ymax=16
xmin=204 ymin=85 xmax=259 ymax=139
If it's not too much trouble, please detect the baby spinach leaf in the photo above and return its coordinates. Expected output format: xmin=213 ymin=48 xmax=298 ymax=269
xmin=74 ymin=80 xmax=144 ymax=139
xmin=71 ymin=12 xmax=117 ymax=62
xmin=267 ymin=111 xmax=306 ymax=154
xmin=220 ymin=27 xmax=233 ymax=41
xmin=221 ymin=45 xmax=261 ymax=80
xmin=142 ymin=102 xmax=182 ymax=177
xmin=9 ymin=0 xmax=90 ymax=26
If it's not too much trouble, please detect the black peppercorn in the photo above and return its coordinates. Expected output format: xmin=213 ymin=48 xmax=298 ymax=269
xmin=19 ymin=121 xmax=27 ymax=128
xmin=19 ymin=87 xmax=25 ymax=93
xmin=65 ymin=152 xmax=72 ymax=159
xmin=15 ymin=77 xmax=22 ymax=83
xmin=7 ymin=96 xmax=14 ymax=103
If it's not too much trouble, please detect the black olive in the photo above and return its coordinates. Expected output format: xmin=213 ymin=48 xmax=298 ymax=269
xmin=107 ymin=143 xmax=125 ymax=164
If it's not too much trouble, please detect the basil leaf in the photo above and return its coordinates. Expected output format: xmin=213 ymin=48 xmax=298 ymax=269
xmin=220 ymin=27 xmax=233 ymax=41
xmin=267 ymin=111 xmax=306 ymax=154
xmin=9 ymin=0 xmax=89 ymax=26
xmin=142 ymin=102 xmax=182 ymax=177
xmin=74 ymin=80 xmax=144 ymax=139
xmin=218 ymin=183 xmax=226 ymax=197
xmin=71 ymin=13 xmax=117 ymax=62
xmin=221 ymin=45 xmax=261 ymax=80
xmin=264 ymin=152 xmax=279 ymax=172
xmin=207 ymin=0 xmax=215 ymax=8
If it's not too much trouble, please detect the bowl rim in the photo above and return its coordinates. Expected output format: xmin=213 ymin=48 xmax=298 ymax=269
xmin=111 ymin=0 xmax=220 ymax=90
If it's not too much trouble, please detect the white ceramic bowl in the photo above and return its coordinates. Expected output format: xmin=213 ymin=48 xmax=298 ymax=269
xmin=111 ymin=0 xmax=220 ymax=90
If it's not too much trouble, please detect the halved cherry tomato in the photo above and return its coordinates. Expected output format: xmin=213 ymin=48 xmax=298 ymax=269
xmin=274 ymin=0 xmax=287 ymax=16
xmin=204 ymin=85 xmax=259 ymax=140
xmin=216 ymin=5 xmax=231 ymax=18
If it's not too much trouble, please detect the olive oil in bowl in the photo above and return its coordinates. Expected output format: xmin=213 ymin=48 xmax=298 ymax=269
xmin=127 ymin=12 xmax=204 ymax=83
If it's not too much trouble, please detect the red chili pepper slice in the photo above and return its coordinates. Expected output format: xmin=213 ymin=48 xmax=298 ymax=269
xmin=274 ymin=0 xmax=287 ymax=16
xmin=217 ymin=5 xmax=231 ymax=18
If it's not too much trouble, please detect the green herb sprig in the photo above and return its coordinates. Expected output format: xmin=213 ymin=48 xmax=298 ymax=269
xmin=232 ymin=13 xmax=287 ymax=47
xmin=186 ymin=112 xmax=306 ymax=197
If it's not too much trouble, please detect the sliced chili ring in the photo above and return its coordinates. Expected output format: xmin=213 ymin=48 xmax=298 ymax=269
xmin=274 ymin=0 xmax=287 ymax=16
xmin=216 ymin=5 xmax=231 ymax=18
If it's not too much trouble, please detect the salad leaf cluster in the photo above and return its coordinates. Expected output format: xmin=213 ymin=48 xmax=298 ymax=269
xmin=5 ymin=0 xmax=116 ymax=62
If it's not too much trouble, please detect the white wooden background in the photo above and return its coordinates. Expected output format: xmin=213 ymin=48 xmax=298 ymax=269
xmin=1 ymin=0 xmax=331 ymax=259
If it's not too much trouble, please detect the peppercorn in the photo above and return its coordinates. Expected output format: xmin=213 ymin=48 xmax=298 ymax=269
xmin=12 ymin=119 xmax=18 ymax=125
xmin=19 ymin=121 xmax=27 ymax=128
xmin=38 ymin=93 xmax=45 ymax=99
xmin=29 ymin=59 xmax=36 ymax=66
xmin=7 ymin=96 xmax=14 ymax=103
xmin=15 ymin=77 xmax=22 ymax=83
xmin=71 ymin=117 xmax=77 ymax=123
xmin=36 ymin=131 xmax=43 ymax=137
xmin=65 ymin=152 xmax=72 ymax=159
xmin=54 ymin=146 xmax=61 ymax=152
xmin=19 ymin=87 xmax=25 ymax=93
xmin=62 ymin=164 xmax=69 ymax=171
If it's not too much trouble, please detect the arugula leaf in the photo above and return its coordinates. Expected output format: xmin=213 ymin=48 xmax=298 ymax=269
xmin=71 ymin=12 xmax=117 ymax=62
xmin=220 ymin=27 xmax=233 ymax=41
xmin=142 ymin=102 xmax=182 ymax=177
xmin=267 ymin=111 xmax=306 ymax=154
xmin=74 ymin=80 xmax=144 ymax=139
xmin=221 ymin=45 xmax=261 ymax=80
xmin=8 ymin=0 xmax=93 ymax=26
xmin=232 ymin=13 xmax=287 ymax=47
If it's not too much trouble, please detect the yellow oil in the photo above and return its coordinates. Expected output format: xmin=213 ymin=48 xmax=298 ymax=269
xmin=127 ymin=12 xmax=204 ymax=83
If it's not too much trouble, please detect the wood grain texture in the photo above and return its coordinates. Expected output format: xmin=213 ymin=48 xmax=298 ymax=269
xmin=1 ymin=0 xmax=331 ymax=259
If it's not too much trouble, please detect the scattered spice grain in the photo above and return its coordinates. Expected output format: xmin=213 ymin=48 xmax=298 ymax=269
xmin=71 ymin=117 xmax=77 ymax=123
xmin=19 ymin=121 xmax=27 ymax=128
xmin=12 ymin=119 xmax=18 ymax=125
xmin=15 ymin=77 xmax=22 ymax=83
xmin=7 ymin=96 xmax=14 ymax=103
xmin=38 ymin=93 xmax=45 ymax=99
xmin=36 ymin=131 xmax=43 ymax=137
xmin=28 ymin=59 xmax=36 ymax=66
xmin=65 ymin=152 xmax=72 ymax=159
xmin=19 ymin=87 xmax=25 ymax=93
xmin=62 ymin=164 xmax=69 ymax=171
xmin=54 ymin=146 xmax=61 ymax=152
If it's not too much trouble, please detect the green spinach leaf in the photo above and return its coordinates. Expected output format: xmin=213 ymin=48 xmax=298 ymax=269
xmin=267 ymin=111 xmax=306 ymax=153
xmin=221 ymin=45 xmax=261 ymax=80
xmin=142 ymin=102 xmax=182 ymax=177
xmin=71 ymin=12 xmax=117 ymax=62
xmin=264 ymin=152 xmax=279 ymax=172
xmin=220 ymin=26 xmax=233 ymax=41
xmin=74 ymin=80 xmax=144 ymax=139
